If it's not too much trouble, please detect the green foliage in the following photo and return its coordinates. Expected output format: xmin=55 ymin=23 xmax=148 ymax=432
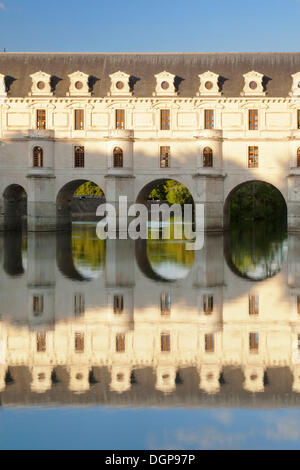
xmin=149 ymin=180 xmax=192 ymax=205
xmin=74 ymin=182 xmax=104 ymax=196
xmin=230 ymin=182 xmax=286 ymax=222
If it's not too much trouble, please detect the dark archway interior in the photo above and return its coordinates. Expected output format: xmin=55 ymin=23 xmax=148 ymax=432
xmin=3 ymin=184 xmax=27 ymax=231
xmin=56 ymin=180 xmax=105 ymax=230
xmin=224 ymin=180 xmax=287 ymax=229
xmin=136 ymin=179 xmax=193 ymax=205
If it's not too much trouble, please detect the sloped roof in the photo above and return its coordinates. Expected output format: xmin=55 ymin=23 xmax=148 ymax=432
xmin=0 ymin=52 xmax=300 ymax=98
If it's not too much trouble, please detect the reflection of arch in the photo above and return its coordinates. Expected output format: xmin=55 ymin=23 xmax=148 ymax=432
xmin=113 ymin=147 xmax=123 ymax=168
xmin=135 ymin=239 xmax=194 ymax=283
xmin=56 ymin=231 xmax=90 ymax=281
xmin=224 ymin=225 xmax=287 ymax=282
xmin=3 ymin=231 xmax=25 ymax=276
xmin=224 ymin=180 xmax=287 ymax=229
xmin=33 ymin=146 xmax=43 ymax=167
xmin=3 ymin=184 xmax=27 ymax=231
xmin=135 ymin=239 xmax=174 ymax=283
xmin=56 ymin=179 xmax=105 ymax=231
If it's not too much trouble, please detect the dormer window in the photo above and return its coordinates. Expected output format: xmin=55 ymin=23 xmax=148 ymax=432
xmin=290 ymin=72 xmax=300 ymax=96
xmin=0 ymin=73 xmax=7 ymax=97
xmin=29 ymin=71 xmax=52 ymax=96
xmin=109 ymin=71 xmax=131 ymax=96
xmin=242 ymin=71 xmax=265 ymax=96
xmin=67 ymin=71 xmax=90 ymax=96
xmin=154 ymin=71 xmax=177 ymax=96
xmin=197 ymin=71 xmax=221 ymax=96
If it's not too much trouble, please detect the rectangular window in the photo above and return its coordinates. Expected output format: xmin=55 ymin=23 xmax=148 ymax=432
xmin=249 ymin=332 xmax=259 ymax=353
xmin=33 ymin=295 xmax=44 ymax=316
xmin=248 ymin=146 xmax=258 ymax=168
xmin=116 ymin=333 xmax=125 ymax=352
xmin=298 ymin=334 xmax=300 ymax=351
xmin=249 ymin=109 xmax=258 ymax=130
xmin=204 ymin=109 xmax=214 ymax=129
xmin=75 ymin=332 xmax=84 ymax=353
xmin=160 ymin=146 xmax=170 ymax=168
xmin=298 ymin=110 xmax=300 ymax=129
xmin=74 ymin=109 xmax=84 ymax=130
xmin=113 ymin=295 xmax=124 ymax=314
xmin=115 ymin=109 xmax=125 ymax=129
xmin=203 ymin=295 xmax=213 ymax=314
xmin=36 ymin=109 xmax=46 ymax=130
xmin=249 ymin=295 xmax=259 ymax=315
xmin=160 ymin=109 xmax=170 ymax=130
xmin=205 ymin=333 xmax=215 ymax=352
xmin=74 ymin=146 xmax=84 ymax=168
xmin=297 ymin=296 xmax=300 ymax=315
xmin=160 ymin=293 xmax=171 ymax=316
xmin=36 ymin=332 xmax=46 ymax=352
xmin=74 ymin=293 xmax=85 ymax=316
xmin=161 ymin=333 xmax=171 ymax=352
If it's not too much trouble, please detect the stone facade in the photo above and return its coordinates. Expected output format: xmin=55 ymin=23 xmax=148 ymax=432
xmin=1 ymin=53 xmax=300 ymax=230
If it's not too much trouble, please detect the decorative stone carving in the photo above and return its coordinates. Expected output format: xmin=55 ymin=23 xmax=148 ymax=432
xmin=108 ymin=71 xmax=131 ymax=96
xmin=153 ymin=71 xmax=177 ymax=96
xmin=241 ymin=71 xmax=265 ymax=96
xmin=0 ymin=73 xmax=7 ymax=97
xmin=67 ymin=71 xmax=90 ymax=96
xmin=197 ymin=71 xmax=221 ymax=96
xmin=290 ymin=72 xmax=300 ymax=96
xmin=29 ymin=71 xmax=52 ymax=96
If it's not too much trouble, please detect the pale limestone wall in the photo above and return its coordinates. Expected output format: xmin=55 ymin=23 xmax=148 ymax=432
xmin=1 ymin=95 xmax=300 ymax=230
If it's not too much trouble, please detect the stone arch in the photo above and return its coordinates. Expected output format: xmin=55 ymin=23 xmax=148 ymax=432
xmin=3 ymin=184 xmax=27 ymax=231
xmin=223 ymin=179 xmax=287 ymax=229
xmin=135 ymin=176 xmax=195 ymax=204
xmin=56 ymin=179 xmax=106 ymax=231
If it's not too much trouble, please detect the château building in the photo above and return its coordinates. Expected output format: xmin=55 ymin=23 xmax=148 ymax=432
xmin=1 ymin=52 xmax=300 ymax=230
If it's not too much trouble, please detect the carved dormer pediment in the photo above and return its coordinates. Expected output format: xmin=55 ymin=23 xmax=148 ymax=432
xmin=290 ymin=72 xmax=300 ymax=96
xmin=29 ymin=71 xmax=52 ymax=96
xmin=0 ymin=73 xmax=6 ymax=97
xmin=67 ymin=71 xmax=90 ymax=96
xmin=154 ymin=71 xmax=177 ymax=96
xmin=108 ymin=71 xmax=131 ymax=96
xmin=197 ymin=71 xmax=221 ymax=96
xmin=241 ymin=70 xmax=265 ymax=96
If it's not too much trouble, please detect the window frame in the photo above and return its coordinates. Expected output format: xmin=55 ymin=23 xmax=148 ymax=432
xmin=113 ymin=147 xmax=123 ymax=168
xmin=115 ymin=109 xmax=125 ymax=130
xmin=160 ymin=145 xmax=170 ymax=168
xmin=74 ymin=109 xmax=84 ymax=130
xmin=160 ymin=109 xmax=170 ymax=130
xmin=203 ymin=147 xmax=213 ymax=167
xmin=33 ymin=146 xmax=43 ymax=167
xmin=248 ymin=146 xmax=259 ymax=168
xmin=74 ymin=146 xmax=85 ymax=168
xmin=248 ymin=109 xmax=258 ymax=130
xmin=204 ymin=109 xmax=214 ymax=130
xmin=36 ymin=109 xmax=46 ymax=130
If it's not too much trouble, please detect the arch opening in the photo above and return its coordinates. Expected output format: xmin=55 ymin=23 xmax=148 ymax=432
xmin=224 ymin=180 xmax=287 ymax=229
xmin=56 ymin=180 xmax=105 ymax=231
xmin=3 ymin=184 xmax=27 ymax=232
xmin=136 ymin=178 xmax=194 ymax=242
xmin=224 ymin=181 xmax=287 ymax=281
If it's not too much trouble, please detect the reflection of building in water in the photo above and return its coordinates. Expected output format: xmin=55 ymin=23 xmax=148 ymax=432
xmin=2 ymin=231 xmax=300 ymax=407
